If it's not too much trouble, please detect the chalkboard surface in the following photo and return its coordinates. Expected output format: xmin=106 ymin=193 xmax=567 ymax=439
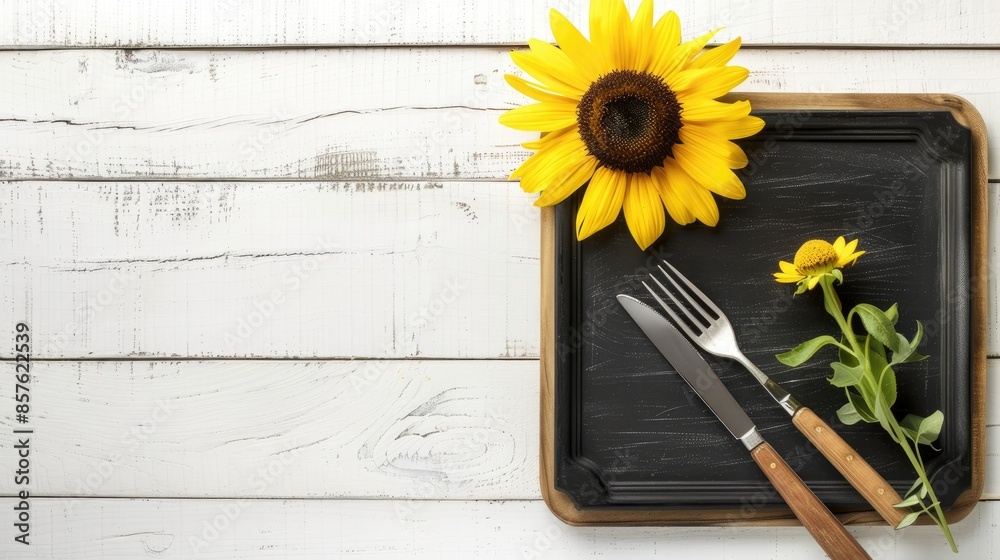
xmin=551 ymin=110 xmax=974 ymax=514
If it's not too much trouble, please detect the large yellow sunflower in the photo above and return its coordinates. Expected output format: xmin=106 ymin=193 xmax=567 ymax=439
xmin=500 ymin=0 xmax=764 ymax=249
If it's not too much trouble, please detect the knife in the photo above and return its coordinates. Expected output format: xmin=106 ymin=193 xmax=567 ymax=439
xmin=618 ymin=295 xmax=871 ymax=560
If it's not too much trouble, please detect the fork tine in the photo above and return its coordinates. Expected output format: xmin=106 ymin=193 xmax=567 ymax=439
xmin=642 ymin=281 xmax=701 ymax=340
xmin=646 ymin=273 xmax=708 ymax=332
xmin=660 ymin=259 xmax=726 ymax=319
xmin=656 ymin=264 xmax=715 ymax=326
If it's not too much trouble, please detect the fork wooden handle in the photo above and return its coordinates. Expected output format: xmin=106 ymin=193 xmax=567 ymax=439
xmin=751 ymin=441 xmax=872 ymax=560
xmin=792 ymin=407 xmax=907 ymax=527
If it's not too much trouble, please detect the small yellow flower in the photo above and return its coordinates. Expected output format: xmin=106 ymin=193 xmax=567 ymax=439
xmin=499 ymin=0 xmax=764 ymax=250
xmin=774 ymin=236 xmax=865 ymax=291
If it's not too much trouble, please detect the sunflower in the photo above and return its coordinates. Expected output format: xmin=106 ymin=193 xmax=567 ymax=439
xmin=774 ymin=236 xmax=865 ymax=292
xmin=499 ymin=0 xmax=764 ymax=249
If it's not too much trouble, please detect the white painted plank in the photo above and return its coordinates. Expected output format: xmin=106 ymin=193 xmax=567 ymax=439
xmin=2 ymin=0 xmax=999 ymax=48
xmin=1 ymin=48 xmax=999 ymax=181
xmin=3 ymin=498 xmax=997 ymax=559
xmin=0 ymin=360 xmax=539 ymax=499
xmin=1 ymin=181 xmax=996 ymax=359
xmin=986 ymin=361 xmax=1000 ymax=499
xmin=0 ymin=359 xmax=994 ymax=500
xmin=0 ymin=181 xmax=539 ymax=359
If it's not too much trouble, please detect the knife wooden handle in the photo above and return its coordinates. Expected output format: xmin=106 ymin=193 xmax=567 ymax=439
xmin=792 ymin=407 xmax=907 ymax=527
xmin=751 ymin=441 xmax=872 ymax=560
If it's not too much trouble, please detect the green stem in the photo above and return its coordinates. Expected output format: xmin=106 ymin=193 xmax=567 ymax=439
xmin=817 ymin=277 xmax=958 ymax=552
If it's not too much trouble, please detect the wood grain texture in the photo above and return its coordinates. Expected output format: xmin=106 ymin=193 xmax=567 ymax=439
xmin=2 ymin=49 xmax=1000 ymax=181
xmin=0 ymin=181 xmax=539 ymax=359
xmin=539 ymin=94 xmax=988 ymax=526
xmin=2 ymin=498 xmax=997 ymax=559
xmin=792 ymin=407 xmax=907 ymax=528
xmin=0 ymin=357 xmax=995 ymax=504
xmin=0 ymin=360 xmax=539 ymax=499
xmin=1 ymin=0 xmax=998 ymax=47
xmin=3 ymin=178 xmax=999 ymax=359
xmin=750 ymin=441 xmax=872 ymax=560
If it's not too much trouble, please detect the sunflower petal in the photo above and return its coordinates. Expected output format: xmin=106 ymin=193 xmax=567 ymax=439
xmin=629 ymin=0 xmax=655 ymax=72
xmin=774 ymin=273 xmax=806 ymax=284
xmin=510 ymin=51 xmax=586 ymax=98
xmin=510 ymin=128 xmax=585 ymax=181
xmin=678 ymin=27 xmax=722 ymax=63
xmin=504 ymin=74 xmax=579 ymax=105
xmin=534 ymin=156 xmax=599 ymax=207
xmin=838 ymin=251 xmax=865 ymax=267
xmin=623 ymin=172 xmax=666 ymax=249
xmin=549 ymin=9 xmax=604 ymax=81
xmin=527 ymin=38 xmax=593 ymax=91
xmin=646 ymin=11 xmax=681 ymax=74
xmin=844 ymin=238 xmax=859 ymax=255
xmin=807 ymin=275 xmax=822 ymax=289
xmin=650 ymin=165 xmax=695 ymax=225
xmin=499 ymin=102 xmax=579 ymax=131
xmin=609 ymin=0 xmax=633 ymax=70
xmin=520 ymin=125 xmax=574 ymax=150
xmin=673 ymin=144 xmax=747 ymax=200
xmin=576 ymin=166 xmax=626 ymax=241
xmin=678 ymin=126 xmax=749 ymax=168
xmin=660 ymin=158 xmax=719 ymax=226
xmin=833 ymin=236 xmax=846 ymax=253
xmin=688 ymin=116 xmax=764 ymax=139
xmin=689 ymin=37 xmax=742 ymax=69
xmin=669 ymin=66 xmax=749 ymax=99
xmin=779 ymin=261 xmax=799 ymax=275
xmin=589 ymin=0 xmax=614 ymax=51
xmin=519 ymin=150 xmax=584 ymax=193
xmin=682 ymin=99 xmax=752 ymax=122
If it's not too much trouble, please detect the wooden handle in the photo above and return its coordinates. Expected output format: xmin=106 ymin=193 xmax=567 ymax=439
xmin=792 ymin=407 xmax=907 ymax=527
xmin=751 ymin=442 xmax=872 ymax=560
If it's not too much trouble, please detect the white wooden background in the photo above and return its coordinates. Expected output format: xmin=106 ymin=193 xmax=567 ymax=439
xmin=0 ymin=1 xmax=998 ymax=558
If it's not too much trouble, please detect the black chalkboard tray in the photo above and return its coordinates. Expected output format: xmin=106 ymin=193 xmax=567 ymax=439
xmin=539 ymin=94 xmax=987 ymax=526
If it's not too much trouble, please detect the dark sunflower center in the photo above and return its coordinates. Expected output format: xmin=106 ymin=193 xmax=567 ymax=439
xmin=577 ymin=70 xmax=682 ymax=174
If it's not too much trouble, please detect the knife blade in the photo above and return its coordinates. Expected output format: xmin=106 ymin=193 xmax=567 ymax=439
xmin=617 ymin=294 xmax=871 ymax=560
xmin=616 ymin=294 xmax=758 ymax=446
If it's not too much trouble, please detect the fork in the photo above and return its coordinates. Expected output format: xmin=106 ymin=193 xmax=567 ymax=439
xmin=643 ymin=259 xmax=908 ymax=528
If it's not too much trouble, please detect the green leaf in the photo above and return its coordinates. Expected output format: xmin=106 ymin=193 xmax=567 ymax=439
xmin=894 ymin=493 xmax=922 ymax=508
xmin=836 ymin=402 xmax=863 ymax=425
xmin=884 ymin=303 xmax=900 ymax=325
xmin=903 ymin=479 xmax=923 ymax=498
xmin=871 ymin=383 xmax=896 ymax=437
xmin=863 ymin=336 xmax=893 ymax=406
xmin=896 ymin=511 xmax=921 ymax=529
xmin=831 ymin=268 xmax=844 ymax=284
xmin=903 ymin=351 xmax=930 ymax=364
xmin=900 ymin=321 xmax=930 ymax=364
xmin=776 ymin=335 xmax=841 ymax=367
xmin=794 ymin=282 xmax=809 ymax=295
xmin=905 ymin=411 xmax=944 ymax=446
xmin=838 ymin=336 xmax=859 ymax=367
xmin=909 ymin=320 xmax=923 ymax=348
xmin=879 ymin=366 xmax=897 ymax=407
xmin=854 ymin=303 xmax=902 ymax=352
xmin=869 ymin=335 xmax=887 ymax=359
xmin=829 ymin=361 xmax=865 ymax=388
xmin=846 ymin=390 xmax=877 ymax=423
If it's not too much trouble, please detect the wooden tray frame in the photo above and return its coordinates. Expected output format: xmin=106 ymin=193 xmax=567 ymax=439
xmin=539 ymin=93 xmax=987 ymax=527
